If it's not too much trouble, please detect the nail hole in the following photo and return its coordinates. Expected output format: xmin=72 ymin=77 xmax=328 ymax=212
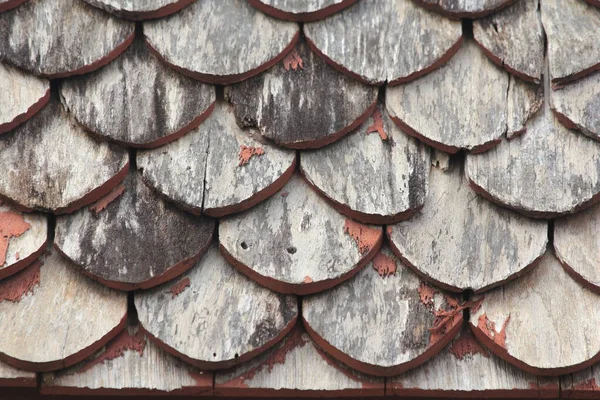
xmin=213 ymin=353 xmax=217 ymax=358
xmin=287 ymin=246 xmax=297 ymax=254
xmin=234 ymin=353 xmax=239 ymax=358
xmin=241 ymin=241 xmax=248 ymax=250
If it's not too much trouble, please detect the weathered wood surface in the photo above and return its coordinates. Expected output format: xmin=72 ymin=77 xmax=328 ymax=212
xmin=227 ymin=41 xmax=378 ymax=149
xmin=388 ymin=163 xmax=547 ymax=293
xmin=42 ymin=325 xmax=212 ymax=396
xmin=248 ymin=0 xmax=358 ymax=22
xmin=0 ymin=251 xmax=127 ymax=372
xmin=55 ymin=171 xmax=214 ymax=290
xmin=561 ymin=364 xmax=600 ymax=398
xmin=413 ymin=0 xmax=514 ymax=18
xmin=541 ymin=0 xmax=600 ymax=85
xmin=0 ymin=62 xmax=49 ymax=134
xmin=473 ymin=0 xmax=544 ymax=82
xmin=0 ymin=360 xmax=36 ymax=387
xmin=219 ymin=174 xmax=383 ymax=294
xmin=390 ymin=328 xmax=559 ymax=398
xmin=0 ymin=0 xmax=134 ymax=78
xmin=470 ymin=250 xmax=600 ymax=375
xmin=143 ymin=0 xmax=299 ymax=84
xmin=0 ymin=96 xmax=129 ymax=213
xmin=134 ymin=243 xmax=298 ymax=369
xmin=61 ymin=37 xmax=215 ymax=148
xmin=0 ymin=0 xmax=27 ymax=13
xmin=137 ymin=101 xmax=296 ymax=216
xmin=83 ymin=0 xmax=195 ymax=20
xmin=0 ymin=204 xmax=47 ymax=281
xmin=303 ymin=245 xmax=463 ymax=376
xmin=300 ymin=105 xmax=430 ymax=224
xmin=506 ymin=76 xmax=543 ymax=139
xmin=304 ymin=0 xmax=462 ymax=85
xmin=386 ymin=40 xmax=509 ymax=153
xmin=215 ymin=327 xmax=384 ymax=396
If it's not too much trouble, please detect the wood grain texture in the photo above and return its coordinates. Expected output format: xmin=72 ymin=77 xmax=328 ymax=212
xmin=541 ymin=0 xmax=600 ymax=85
xmin=143 ymin=0 xmax=299 ymax=84
xmin=470 ymin=249 xmax=600 ymax=375
xmin=0 ymin=62 xmax=49 ymax=134
xmin=248 ymin=0 xmax=358 ymax=22
xmin=561 ymin=364 xmax=600 ymax=398
xmin=134 ymin=243 xmax=298 ymax=370
xmin=227 ymin=40 xmax=378 ymax=149
xmin=303 ymin=0 xmax=462 ymax=85
xmin=390 ymin=328 xmax=559 ymax=398
xmin=303 ymin=245 xmax=463 ymax=376
xmin=300 ymin=104 xmax=430 ymax=224
xmin=61 ymin=36 xmax=215 ymax=148
xmin=386 ymin=40 xmax=509 ymax=153
xmin=388 ymin=162 xmax=547 ymax=293
xmin=0 ymin=0 xmax=134 ymax=78
xmin=83 ymin=0 xmax=195 ymax=20
xmin=413 ymin=0 xmax=514 ymax=18
xmin=0 ymin=96 xmax=129 ymax=213
xmin=137 ymin=101 xmax=296 ymax=216
xmin=473 ymin=0 xmax=544 ymax=82
xmin=507 ymin=76 xmax=543 ymax=139
xmin=215 ymin=326 xmax=384 ymax=397
xmin=54 ymin=171 xmax=214 ymax=291
xmin=0 ymin=360 xmax=36 ymax=388
xmin=0 ymin=251 xmax=127 ymax=372
xmin=219 ymin=174 xmax=383 ymax=294
xmin=42 ymin=326 xmax=212 ymax=396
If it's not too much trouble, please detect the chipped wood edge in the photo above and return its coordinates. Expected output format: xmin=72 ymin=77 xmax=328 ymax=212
xmin=473 ymin=38 xmax=540 ymax=84
xmin=247 ymin=0 xmax=359 ymax=22
xmin=0 ymin=86 xmax=50 ymax=134
xmin=551 ymin=106 xmax=600 ymax=142
xmin=144 ymin=30 xmax=301 ymax=85
xmin=0 ymin=0 xmax=26 ymax=13
xmin=412 ymin=0 xmax=517 ymax=19
xmin=0 ymin=237 xmax=47 ymax=281
xmin=554 ymin=244 xmax=600 ymax=296
xmin=85 ymin=0 xmax=196 ymax=21
xmin=552 ymin=63 xmax=600 ymax=89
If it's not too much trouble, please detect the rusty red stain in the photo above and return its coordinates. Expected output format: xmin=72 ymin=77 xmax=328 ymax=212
xmin=477 ymin=313 xmax=510 ymax=349
xmin=417 ymin=282 xmax=436 ymax=309
xmin=449 ymin=332 xmax=490 ymax=360
xmin=372 ymin=253 xmax=397 ymax=278
xmin=303 ymin=276 xmax=313 ymax=284
xmin=238 ymin=145 xmax=265 ymax=166
xmin=282 ymin=49 xmax=303 ymax=71
xmin=366 ymin=109 xmax=388 ymax=141
xmin=573 ymin=378 xmax=600 ymax=391
xmin=0 ymin=210 xmax=31 ymax=266
xmin=343 ymin=219 xmax=380 ymax=255
xmin=89 ymin=183 xmax=126 ymax=215
xmin=0 ymin=261 xmax=41 ymax=303
xmin=170 ymin=277 xmax=191 ymax=298
xmin=78 ymin=329 xmax=146 ymax=373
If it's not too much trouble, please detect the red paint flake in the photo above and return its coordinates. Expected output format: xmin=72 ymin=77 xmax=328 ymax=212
xmin=303 ymin=276 xmax=313 ymax=284
xmin=89 ymin=183 xmax=125 ymax=215
xmin=0 ymin=261 xmax=41 ymax=303
xmin=238 ymin=145 xmax=265 ymax=166
xmin=343 ymin=219 xmax=380 ymax=255
xmin=427 ymin=295 xmax=479 ymax=347
xmin=170 ymin=277 xmax=191 ymax=298
xmin=78 ymin=329 xmax=146 ymax=374
xmin=15 ymin=252 xmax=20 ymax=261
xmin=280 ymin=191 xmax=289 ymax=198
xmin=0 ymin=211 xmax=31 ymax=266
xmin=282 ymin=49 xmax=303 ymax=71
xmin=372 ymin=253 xmax=397 ymax=278
xmin=449 ymin=332 xmax=490 ymax=360
xmin=477 ymin=313 xmax=510 ymax=349
xmin=417 ymin=282 xmax=436 ymax=309
xmin=366 ymin=109 xmax=388 ymax=141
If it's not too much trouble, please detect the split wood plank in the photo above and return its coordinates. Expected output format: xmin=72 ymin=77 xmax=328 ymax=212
xmin=61 ymin=36 xmax=215 ymax=148
xmin=386 ymin=39 xmax=509 ymax=153
xmin=413 ymin=0 xmax=515 ymax=18
xmin=303 ymin=245 xmax=463 ymax=376
xmin=248 ymin=0 xmax=358 ymax=22
xmin=219 ymin=174 xmax=383 ymax=295
xmin=0 ymin=62 xmax=49 ymax=134
xmin=215 ymin=326 xmax=384 ymax=397
xmin=134 ymin=243 xmax=298 ymax=370
xmin=388 ymin=162 xmax=547 ymax=293
xmin=42 ymin=325 xmax=212 ymax=396
xmin=137 ymin=101 xmax=296 ymax=217
xmin=0 ymin=96 xmax=129 ymax=213
xmin=303 ymin=0 xmax=462 ymax=85
xmin=0 ymin=360 xmax=36 ymax=388
xmin=83 ymin=0 xmax=195 ymax=20
xmin=0 ymin=251 xmax=127 ymax=372
xmin=507 ymin=75 xmax=543 ymax=139
xmin=227 ymin=40 xmax=378 ymax=149
xmin=143 ymin=0 xmax=299 ymax=84
xmin=54 ymin=170 xmax=214 ymax=290
xmin=541 ymin=0 xmax=600 ymax=85
xmin=470 ymin=249 xmax=600 ymax=375
xmin=473 ymin=0 xmax=544 ymax=82
xmin=300 ymin=104 xmax=430 ymax=224
xmin=0 ymin=0 xmax=134 ymax=78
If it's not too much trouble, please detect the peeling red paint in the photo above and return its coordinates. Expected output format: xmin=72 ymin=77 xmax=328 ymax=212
xmin=449 ymin=332 xmax=490 ymax=360
xmin=372 ymin=253 xmax=397 ymax=278
xmin=303 ymin=276 xmax=313 ymax=284
xmin=573 ymin=378 xmax=600 ymax=391
xmin=78 ymin=329 xmax=146 ymax=374
xmin=477 ymin=313 xmax=510 ymax=349
xmin=417 ymin=282 xmax=436 ymax=309
xmin=89 ymin=183 xmax=126 ymax=215
xmin=0 ymin=210 xmax=31 ymax=266
xmin=238 ymin=145 xmax=265 ymax=166
xmin=188 ymin=370 xmax=211 ymax=387
xmin=282 ymin=48 xmax=303 ymax=71
xmin=170 ymin=277 xmax=191 ymax=298
xmin=427 ymin=295 xmax=478 ymax=347
xmin=0 ymin=261 xmax=41 ymax=303
xmin=15 ymin=252 xmax=20 ymax=261
xmin=343 ymin=219 xmax=380 ymax=255
xmin=366 ymin=109 xmax=388 ymax=141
